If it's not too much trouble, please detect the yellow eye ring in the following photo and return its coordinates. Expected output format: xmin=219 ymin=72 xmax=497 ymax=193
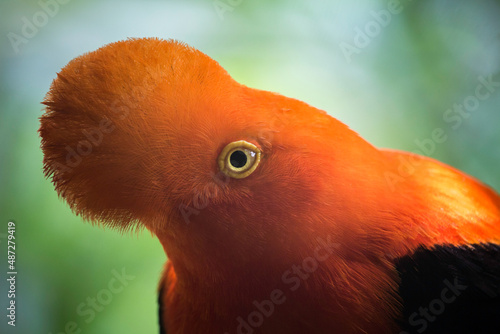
xmin=218 ymin=140 xmax=261 ymax=179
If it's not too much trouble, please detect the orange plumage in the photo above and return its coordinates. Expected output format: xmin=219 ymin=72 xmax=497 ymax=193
xmin=39 ymin=38 xmax=500 ymax=333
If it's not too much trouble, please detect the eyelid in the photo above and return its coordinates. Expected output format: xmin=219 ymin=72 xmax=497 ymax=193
xmin=218 ymin=140 xmax=261 ymax=179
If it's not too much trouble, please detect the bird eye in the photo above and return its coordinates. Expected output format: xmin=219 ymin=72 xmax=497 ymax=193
xmin=218 ymin=140 xmax=261 ymax=179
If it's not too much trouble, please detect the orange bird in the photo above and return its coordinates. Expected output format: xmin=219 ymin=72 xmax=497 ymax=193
xmin=39 ymin=38 xmax=500 ymax=334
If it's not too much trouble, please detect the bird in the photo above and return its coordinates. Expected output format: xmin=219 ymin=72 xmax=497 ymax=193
xmin=39 ymin=37 xmax=500 ymax=334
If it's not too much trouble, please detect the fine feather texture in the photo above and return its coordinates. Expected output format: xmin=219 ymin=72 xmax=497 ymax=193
xmin=39 ymin=38 xmax=500 ymax=333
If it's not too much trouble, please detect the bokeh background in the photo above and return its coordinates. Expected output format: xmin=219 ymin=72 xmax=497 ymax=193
xmin=1 ymin=0 xmax=499 ymax=333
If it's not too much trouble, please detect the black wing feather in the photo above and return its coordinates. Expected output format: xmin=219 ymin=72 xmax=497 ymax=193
xmin=395 ymin=243 xmax=500 ymax=334
xmin=158 ymin=278 xmax=167 ymax=334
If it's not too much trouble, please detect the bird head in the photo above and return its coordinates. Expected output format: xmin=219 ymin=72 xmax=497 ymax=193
xmin=40 ymin=38 xmax=500 ymax=334
xmin=40 ymin=38 xmax=391 ymax=276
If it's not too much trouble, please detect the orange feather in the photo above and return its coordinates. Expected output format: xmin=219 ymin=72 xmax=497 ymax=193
xmin=39 ymin=38 xmax=500 ymax=333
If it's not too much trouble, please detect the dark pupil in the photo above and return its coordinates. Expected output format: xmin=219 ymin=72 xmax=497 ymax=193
xmin=230 ymin=150 xmax=247 ymax=168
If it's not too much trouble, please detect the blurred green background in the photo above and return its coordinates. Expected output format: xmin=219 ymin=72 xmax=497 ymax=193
xmin=1 ymin=0 xmax=499 ymax=333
